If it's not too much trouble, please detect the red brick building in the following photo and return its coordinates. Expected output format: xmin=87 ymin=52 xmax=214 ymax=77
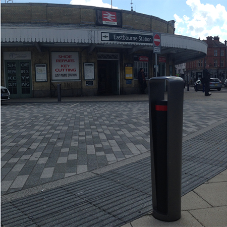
xmin=186 ymin=36 xmax=227 ymax=83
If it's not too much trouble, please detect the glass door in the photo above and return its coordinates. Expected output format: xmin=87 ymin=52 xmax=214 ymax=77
xmin=5 ymin=61 xmax=32 ymax=98
xmin=20 ymin=61 xmax=31 ymax=96
xmin=158 ymin=63 xmax=166 ymax=76
xmin=6 ymin=61 xmax=18 ymax=96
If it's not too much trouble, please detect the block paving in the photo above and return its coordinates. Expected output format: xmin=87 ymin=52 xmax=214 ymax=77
xmin=1 ymin=96 xmax=227 ymax=195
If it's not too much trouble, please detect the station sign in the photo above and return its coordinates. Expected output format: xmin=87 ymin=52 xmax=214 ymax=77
xmin=101 ymin=32 xmax=153 ymax=44
xmin=96 ymin=10 xmax=122 ymax=27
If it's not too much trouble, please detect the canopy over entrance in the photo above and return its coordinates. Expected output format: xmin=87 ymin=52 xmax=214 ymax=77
xmin=1 ymin=25 xmax=207 ymax=64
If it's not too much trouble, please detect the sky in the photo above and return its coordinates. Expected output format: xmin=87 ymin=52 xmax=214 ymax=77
xmin=2 ymin=0 xmax=227 ymax=43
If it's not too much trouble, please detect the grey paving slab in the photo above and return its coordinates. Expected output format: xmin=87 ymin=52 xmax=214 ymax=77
xmin=10 ymin=175 xmax=29 ymax=189
xmin=189 ymin=207 xmax=227 ymax=227
xmin=182 ymin=191 xmax=212 ymax=210
xmin=1 ymin=180 xmax=13 ymax=192
xmin=208 ymin=169 xmax=227 ymax=182
xmin=194 ymin=182 xmax=227 ymax=207
xmin=40 ymin=167 xmax=54 ymax=178
xmin=127 ymin=211 xmax=203 ymax=227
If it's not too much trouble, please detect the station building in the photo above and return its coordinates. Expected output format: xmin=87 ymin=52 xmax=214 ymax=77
xmin=1 ymin=3 xmax=207 ymax=98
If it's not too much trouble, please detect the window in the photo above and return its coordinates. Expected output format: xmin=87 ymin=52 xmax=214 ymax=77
xmin=210 ymin=78 xmax=221 ymax=82
xmin=214 ymin=59 xmax=217 ymax=67
xmin=214 ymin=50 xmax=217 ymax=56
xmin=134 ymin=61 xmax=148 ymax=79
xmin=221 ymin=50 xmax=224 ymax=56
xmin=134 ymin=56 xmax=149 ymax=79
xmin=198 ymin=60 xmax=203 ymax=67
xmin=221 ymin=60 xmax=224 ymax=67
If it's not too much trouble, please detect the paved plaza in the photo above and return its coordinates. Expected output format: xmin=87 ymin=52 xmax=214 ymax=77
xmin=1 ymin=88 xmax=227 ymax=226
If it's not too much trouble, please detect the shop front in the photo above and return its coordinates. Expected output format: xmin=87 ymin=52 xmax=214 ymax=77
xmin=4 ymin=52 xmax=32 ymax=99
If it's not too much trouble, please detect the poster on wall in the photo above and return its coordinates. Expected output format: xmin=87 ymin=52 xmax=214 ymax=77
xmin=158 ymin=56 xmax=166 ymax=63
xmin=125 ymin=63 xmax=133 ymax=79
xmin=51 ymin=52 xmax=79 ymax=81
xmin=84 ymin=63 xmax=95 ymax=80
xmin=35 ymin=64 xmax=47 ymax=82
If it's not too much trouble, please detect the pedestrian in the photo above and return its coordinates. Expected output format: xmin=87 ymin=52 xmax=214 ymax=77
xmin=203 ymin=68 xmax=211 ymax=96
xmin=138 ymin=68 xmax=147 ymax=94
xmin=195 ymin=80 xmax=198 ymax=92
xmin=201 ymin=77 xmax=205 ymax=92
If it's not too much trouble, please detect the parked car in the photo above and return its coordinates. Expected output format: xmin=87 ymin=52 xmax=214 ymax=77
xmin=224 ymin=79 xmax=227 ymax=87
xmin=194 ymin=78 xmax=222 ymax=91
xmin=1 ymin=86 xmax=10 ymax=101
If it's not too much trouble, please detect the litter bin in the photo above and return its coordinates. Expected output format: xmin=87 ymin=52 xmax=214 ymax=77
xmin=149 ymin=76 xmax=184 ymax=221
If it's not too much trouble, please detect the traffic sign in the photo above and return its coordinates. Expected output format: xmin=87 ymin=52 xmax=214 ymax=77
xmin=154 ymin=47 xmax=161 ymax=53
xmin=153 ymin=33 xmax=161 ymax=53
xmin=154 ymin=34 xmax=161 ymax=46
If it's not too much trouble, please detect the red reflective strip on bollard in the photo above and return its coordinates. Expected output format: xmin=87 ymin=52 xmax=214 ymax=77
xmin=155 ymin=105 xmax=167 ymax=111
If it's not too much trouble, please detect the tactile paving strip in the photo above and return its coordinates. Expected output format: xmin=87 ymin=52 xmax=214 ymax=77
xmin=2 ymin=122 xmax=226 ymax=227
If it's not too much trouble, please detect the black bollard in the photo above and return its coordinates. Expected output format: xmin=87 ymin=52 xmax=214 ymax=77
xmin=149 ymin=76 xmax=184 ymax=222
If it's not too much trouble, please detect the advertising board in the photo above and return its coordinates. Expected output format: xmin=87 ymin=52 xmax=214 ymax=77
xmin=51 ymin=52 xmax=79 ymax=81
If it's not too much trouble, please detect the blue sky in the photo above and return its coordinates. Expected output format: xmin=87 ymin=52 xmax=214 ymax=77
xmin=2 ymin=0 xmax=227 ymax=42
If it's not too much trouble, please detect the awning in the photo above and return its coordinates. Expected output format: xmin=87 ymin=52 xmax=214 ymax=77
xmin=1 ymin=25 xmax=207 ymax=64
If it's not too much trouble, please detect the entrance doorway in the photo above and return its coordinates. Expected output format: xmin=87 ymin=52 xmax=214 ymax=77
xmin=98 ymin=60 xmax=119 ymax=95
xmin=5 ymin=61 xmax=32 ymax=98
xmin=159 ymin=63 xmax=166 ymax=76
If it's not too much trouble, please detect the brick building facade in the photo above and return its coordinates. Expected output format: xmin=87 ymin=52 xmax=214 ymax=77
xmin=1 ymin=3 xmax=207 ymax=98
xmin=186 ymin=36 xmax=227 ymax=83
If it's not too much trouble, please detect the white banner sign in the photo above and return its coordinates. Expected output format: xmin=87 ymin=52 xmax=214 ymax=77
xmin=52 ymin=52 xmax=79 ymax=81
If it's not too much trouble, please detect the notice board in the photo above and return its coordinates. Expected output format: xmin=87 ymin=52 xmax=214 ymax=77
xmin=84 ymin=63 xmax=95 ymax=80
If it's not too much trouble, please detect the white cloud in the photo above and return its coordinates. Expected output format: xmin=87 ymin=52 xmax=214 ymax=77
xmin=174 ymin=14 xmax=183 ymax=23
xmin=183 ymin=15 xmax=189 ymax=21
xmin=174 ymin=14 xmax=185 ymax=34
xmin=70 ymin=0 xmax=118 ymax=9
xmin=175 ymin=0 xmax=227 ymax=42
